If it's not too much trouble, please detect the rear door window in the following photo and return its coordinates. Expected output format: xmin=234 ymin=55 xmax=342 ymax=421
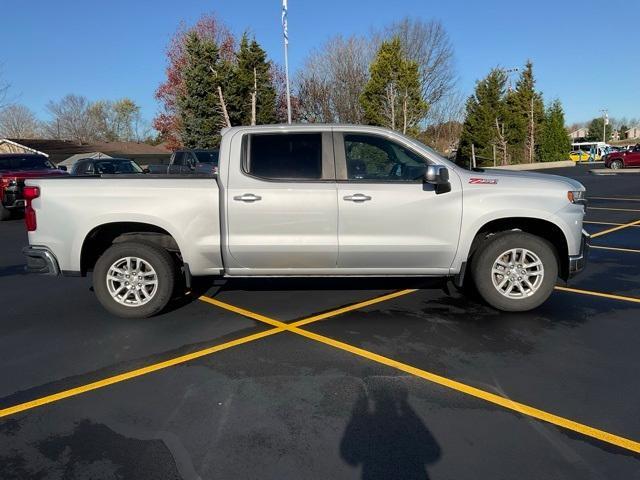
xmin=245 ymin=133 xmax=323 ymax=180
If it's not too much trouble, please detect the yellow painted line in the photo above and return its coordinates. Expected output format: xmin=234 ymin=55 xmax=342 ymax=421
xmin=289 ymin=326 xmax=640 ymax=454
xmin=591 ymin=245 xmax=640 ymax=254
xmin=589 ymin=196 xmax=640 ymax=202
xmin=293 ymin=289 xmax=418 ymax=327
xmin=590 ymin=218 xmax=640 ymax=238
xmin=0 ymin=327 xmax=283 ymax=418
xmin=589 ymin=207 xmax=640 ymax=212
xmin=584 ymin=221 xmax=640 ymax=228
xmin=554 ymin=286 xmax=640 ymax=304
xmin=0 ymin=289 xmax=415 ymax=419
xmin=205 ymin=298 xmax=640 ymax=454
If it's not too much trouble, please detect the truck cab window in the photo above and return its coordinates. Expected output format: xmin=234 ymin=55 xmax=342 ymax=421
xmin=344 ymin=134 xmax=427 ymax=181
xmin=246 ymin=133 xmax=322 ymax=180
xmin=173 ymin=152 xmax=185 ymax=166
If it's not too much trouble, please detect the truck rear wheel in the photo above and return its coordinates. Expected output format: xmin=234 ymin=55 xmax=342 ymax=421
xmin=93 ymin=242 xmax=176 ymax=318
xmin=470 ymin=232 xmax=558 ymax=312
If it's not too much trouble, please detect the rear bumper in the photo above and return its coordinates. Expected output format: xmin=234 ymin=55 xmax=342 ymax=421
xmin=568 ymin=229 xmax=590 ymax=278
xmin=22 ymin=246 xmax=60 ymax=275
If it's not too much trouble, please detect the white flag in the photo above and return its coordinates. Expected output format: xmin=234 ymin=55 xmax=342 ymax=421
xmin=282 ymin=0 xmax=288 ymax=45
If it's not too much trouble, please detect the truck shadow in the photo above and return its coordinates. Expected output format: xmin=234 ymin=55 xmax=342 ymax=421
xmin=340 ymin=377 xmax=441 ymax=480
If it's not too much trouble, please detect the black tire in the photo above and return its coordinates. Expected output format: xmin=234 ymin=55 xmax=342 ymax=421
xmin=470 ymin=231 xmax=558 ymax=312
xmin=93 ymin=241 xmax=176 ymax=318
xmin=610 ymin=159 xmax=623 ymax=170
xmin=0 ymin=205 xmax=11 ymax=221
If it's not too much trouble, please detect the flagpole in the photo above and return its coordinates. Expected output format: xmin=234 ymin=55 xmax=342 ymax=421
xmin=282 ymin=0 xmax=292 ymax=124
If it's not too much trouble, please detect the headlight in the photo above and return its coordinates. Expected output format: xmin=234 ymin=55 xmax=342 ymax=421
xmin=567 ymin=190 xmax=587 ymax=205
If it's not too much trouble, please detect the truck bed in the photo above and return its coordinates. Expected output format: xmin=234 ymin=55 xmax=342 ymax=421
xmin=26 ymin=176 xmax=223 ymax=276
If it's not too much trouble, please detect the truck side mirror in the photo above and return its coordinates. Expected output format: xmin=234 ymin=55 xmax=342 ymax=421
xmin=424 ymin=165 xmax=451 ymax=194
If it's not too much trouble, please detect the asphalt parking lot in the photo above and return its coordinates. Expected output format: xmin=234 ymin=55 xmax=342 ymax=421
xmin=1 ymin=164 xmax=639 ymax=479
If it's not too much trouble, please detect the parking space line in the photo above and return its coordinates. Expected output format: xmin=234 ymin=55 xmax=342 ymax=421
xmin=555 ymin=286 xmax=640 ymax=304
xmin=204 ymin=297 xmax=640 ymax=454
xmin=590 ymin=245 xmax=640 ymax=254
xmin=0 ymin=328 xmax=283 ymax=418
xmin=0 ymin=290 xmax=416 ymax=419
xmin=590 ymin=218 xmax=640 ymax=238
xmin=584 ymin=221 xmax=640 ymax=228
xmin=588 ymin=207 xmax=640 ymax=213
xmin=589 ymin=196 xmax=640 ymax=202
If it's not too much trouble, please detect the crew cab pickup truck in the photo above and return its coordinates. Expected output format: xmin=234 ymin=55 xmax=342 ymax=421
xmin=22 ymin=125 xmax=589 ymax=318
xmin=147 ymin=149 xmax=219 ymax=175
xmin=0 ymin=153 xmax=67 ymax=221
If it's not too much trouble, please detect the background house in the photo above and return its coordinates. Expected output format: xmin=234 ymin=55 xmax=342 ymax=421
xmin=626 ymin=127 xmax=640 ymax=140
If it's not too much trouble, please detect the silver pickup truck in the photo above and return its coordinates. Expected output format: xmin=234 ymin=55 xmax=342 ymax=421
xmin=22 ymin=125 xmax=589 ymax=318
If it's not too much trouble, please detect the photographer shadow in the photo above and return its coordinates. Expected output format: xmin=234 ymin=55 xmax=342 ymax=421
xmin=340 ymin=378 xmax=441 ymax=480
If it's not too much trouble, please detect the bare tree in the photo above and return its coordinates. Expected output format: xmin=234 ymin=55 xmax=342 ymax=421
xmin=0 ymin=69 xmax=9 ymax=110
xmin=44 ymin=94 xmax=96 ymax=144
xmin=419 ymin=91 xmax=465 ymax=153
xmin=495 ymin=118 xmax=509 ymax=165
xmin=375 ymin=18 xmax=456 ymax=123
xmin=297 ymin=35 xmax=372 ymax=123
xmin=0 ymin=104 xmax=41 ymax=138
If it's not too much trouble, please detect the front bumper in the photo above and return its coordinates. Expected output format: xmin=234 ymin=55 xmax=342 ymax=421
xmin=23 ymin=246 xmax=60 ymax=275
xmin=568 ymin=229 xmax=590 ymax=278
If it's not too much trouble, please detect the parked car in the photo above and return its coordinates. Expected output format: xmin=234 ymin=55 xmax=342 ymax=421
xmin=22 ymin=125 xmax=588 ymax=318
xmin=0 ymin=153 xmax=67 ymax=221
xmin=70 ymin=158 xmax=144 ymax=175
xmin=605 ymin=144 xmax=640 ymax=169
xmin=147 ymin=149 xmax=219 ymax=175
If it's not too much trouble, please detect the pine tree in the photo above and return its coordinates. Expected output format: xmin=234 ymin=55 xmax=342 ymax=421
xmin=177 ymin=32 xmax=225 ymax=148
xmin=227 ymin=34 xmax=277 ymax=126
xmin=504 ymin=61 xmax=544 ymax=163
xmin=360 ymin=38 xmax=428 ymax=135
xmin=586 ymin=117 xmax=611 ymax=142
xmin=539 ymin=100 xmax=571 ymax=162
xmin=458 ymin=69 xmax=507 ymax=165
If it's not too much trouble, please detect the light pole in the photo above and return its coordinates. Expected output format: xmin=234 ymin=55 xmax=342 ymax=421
xmin=600 ymin=109 xmax=608 ymax=143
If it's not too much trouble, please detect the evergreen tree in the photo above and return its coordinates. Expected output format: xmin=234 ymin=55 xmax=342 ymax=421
xmin=539 ymin=100 xmax=571 ymax=162
xmin=360 ymin=38 xmax=428 ymax=135
xmin=457 ymin=69 xmax=507 ymax=165
xmin=586 ymin=117 xmax=612 ymax=142
xmin=227 ymin=34 xmax=277 ymax=126
xmin=177 ymin=32 xmax=225 ymax=148
xmin=504 ymin=61 xmax=544 ymax=163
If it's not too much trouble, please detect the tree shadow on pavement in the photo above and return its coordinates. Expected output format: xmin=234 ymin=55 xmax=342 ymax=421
xmin=340 ymin=377 xmax=441 ymax=480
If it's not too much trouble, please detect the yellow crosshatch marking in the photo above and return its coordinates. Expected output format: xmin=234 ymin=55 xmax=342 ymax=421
xmin=2 ymin=285 xmax=639 ymax=454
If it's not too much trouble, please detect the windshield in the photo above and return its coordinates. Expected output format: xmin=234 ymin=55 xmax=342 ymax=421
xmin=94 ymin=160 xmax=143 ymax=174
xmin=194 ymin=151 xmax=219 ymax=164
xmin=0 ymin=156 xmax=54 ymax=171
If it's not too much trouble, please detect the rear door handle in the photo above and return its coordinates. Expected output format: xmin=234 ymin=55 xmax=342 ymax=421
xmin=233 ymin=193 xmax=262 ymax=202
xmin=343 ymin=193 xmax=372 ymax=202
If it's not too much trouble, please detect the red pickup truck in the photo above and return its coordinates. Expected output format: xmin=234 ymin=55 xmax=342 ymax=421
xmin=605 ymin=144 xmax=640 ymax=169
xmin=0 ymin=153 xmax=67 ymax=220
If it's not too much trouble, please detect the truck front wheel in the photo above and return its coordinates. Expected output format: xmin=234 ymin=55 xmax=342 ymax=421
xmin=470 ymin=232 xmax=558 ymax=312
xmin=93 ymin=242 xmax=176 ymax=318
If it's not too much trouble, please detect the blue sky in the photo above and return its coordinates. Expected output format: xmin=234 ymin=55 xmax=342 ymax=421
xmin=2 ymin=0 xmax=638 ymax=126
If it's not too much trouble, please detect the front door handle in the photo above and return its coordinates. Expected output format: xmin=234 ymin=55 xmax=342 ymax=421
xmin=233 ymin=193 xmax=262 ymax=202
xmin=343 ymin=193 xmax=372 ymax=202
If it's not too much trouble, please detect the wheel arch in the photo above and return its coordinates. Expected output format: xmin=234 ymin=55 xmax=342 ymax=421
xmin=466 ymin=217 xmax=570 ymax=280
xmin=80 ymin=221 xmax=183 ymax=275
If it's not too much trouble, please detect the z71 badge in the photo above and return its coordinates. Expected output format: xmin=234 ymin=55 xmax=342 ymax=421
xmin=469 ymin=178 xmax=498 ymax=184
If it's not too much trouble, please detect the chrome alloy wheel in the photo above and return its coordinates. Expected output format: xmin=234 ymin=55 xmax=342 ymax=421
xmin=106 ymin=256 xmax=158 ymax=307
xmin=491 ymin=248 xmax=544 ymax=299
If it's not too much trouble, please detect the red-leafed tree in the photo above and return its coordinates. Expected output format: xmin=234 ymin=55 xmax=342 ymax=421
xmin=271 ymin=63 xmax=300 ymax=123
xmin=154 ymin=14 xmax=236 ymax=150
